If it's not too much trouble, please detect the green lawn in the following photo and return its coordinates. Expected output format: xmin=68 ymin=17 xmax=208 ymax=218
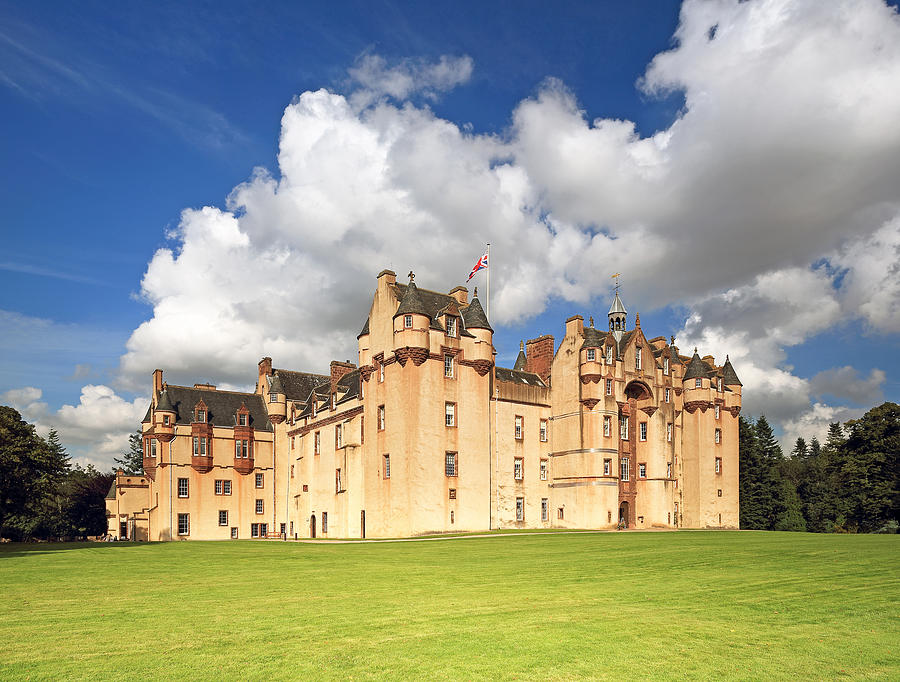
xmin=1 ymin=532 xmax=897 ymax=680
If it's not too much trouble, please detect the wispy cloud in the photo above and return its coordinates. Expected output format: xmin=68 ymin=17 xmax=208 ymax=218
xmin=0 ymin=261 xmax=107 ymax=286
xmin=0 ymin=24 xmax=246 ymax=151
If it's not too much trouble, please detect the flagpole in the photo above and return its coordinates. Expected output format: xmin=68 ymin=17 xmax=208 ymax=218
xmin=486 ymin=242 xmax=491 ymax=322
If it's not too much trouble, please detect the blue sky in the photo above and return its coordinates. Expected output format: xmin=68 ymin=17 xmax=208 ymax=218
xmin=1 ymin=0 xmax=898 ymax=466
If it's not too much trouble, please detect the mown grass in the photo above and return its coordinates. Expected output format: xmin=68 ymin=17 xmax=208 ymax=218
xmin=0 ymin=531 xmax=897 ymax=680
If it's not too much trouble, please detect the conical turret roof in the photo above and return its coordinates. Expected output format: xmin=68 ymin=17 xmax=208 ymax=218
xmin=722 ymin=356 xmax=742 ymax=386
xmin=357 ymin=317 xmax=370 ymax=338
xmin=608 ymin=291 xmax=627 ymax=315
xmin=683 ymin=349 xmax=711 ymax=381
xmin=157 ymin=388 xmax=175 ymax=412
xmin=269 ymin=373 xmax=285 ymax=394
xmin=461 ymin=295 xmax=492 ymax=332
xmin=394 ymin=281 xmax=429 ymax=318
xmin=513 ymin=341 xmax=527 ymax=370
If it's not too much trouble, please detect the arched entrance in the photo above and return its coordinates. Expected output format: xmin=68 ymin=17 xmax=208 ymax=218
xmin=619 ymin=501 xmax=629 ymax=528
xmin=624 ymin=380 xmax=652 ymax=401
xmin=310 ymin=514 xmax=316 ymax=538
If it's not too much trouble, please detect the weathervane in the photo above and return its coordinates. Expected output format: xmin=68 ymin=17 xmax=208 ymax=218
xmin=611 ymin=272 xmax=621 ymax=293
xmin=408 ymin=270 xmax=415 ymax=283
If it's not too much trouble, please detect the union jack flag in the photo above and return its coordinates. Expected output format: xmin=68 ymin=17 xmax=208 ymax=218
xmin=467 ymin=250 xmax=489 ymax=282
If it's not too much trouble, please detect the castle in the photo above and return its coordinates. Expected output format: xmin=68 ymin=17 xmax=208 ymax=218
xmin=106 ymin=269 xmax=741 ymax=540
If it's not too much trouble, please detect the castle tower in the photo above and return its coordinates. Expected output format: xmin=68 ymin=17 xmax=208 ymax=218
xmin=608 ymin=290 xmax=627 ymax=343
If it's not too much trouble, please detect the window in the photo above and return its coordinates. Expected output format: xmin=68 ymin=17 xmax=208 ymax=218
xmin=383 ymin=454 xmax=391 ymax=479
xmin=239 ymin=413 xmax=247 ymax=426
xmin=270 ymin=392 xmax=277 ymax=403
xmin=540 ymin=420 xmax=548 ymax=442
xmin=255 ymin=499 xmax=264 ymax=515
xmin=664 ymin=357 xmax=669 ymax=375
xmin=223 ymin=480 xmax=232 ymax=495
xmin=335 ymin=468 xmax=342 ymax=493
xmin=378 ymin=405 xmax=385 ymax=430
xmin=335 ymin=423 xmax=343 ymax=449
xmin=447 ymin=317 xmax=457 ymax=338
xmin=639 ymin=463 xmax=646 ymax=478
xmin=360 ymin=416 xmax=364 ymax=444
xmin=290 ymin=521 xmax=293 ymax=535
xmin=514 ymin=458 xmax=523 ymax=480
xmin=219 ymin=510 xmax=228 ymax=526
xmin=558 ymin=507 xmax=564 ymax=520
xmin=177 ymin=478 xmax=189 ymax=498
xmin=541 ymin=498 xmax=548 ymax=521
xmin=514 ymin=416 xmax=523 ymax=440
xmin=291 ymin=465 xmax=295 ymax=478
xmin=665 ymin=388 xmax=671 ymax=403
xmin=321 ymin=512 xmax=327 ymax=534
xmin=251 ymin=523 xmax=261 ymax=538
xmin=255 ymin=473 xmax=263 ymax=488
xmin=695 ymin=378 xmax=702 ymax=388
xmin=606 ymin=379 xmax=612 ymax=395
xmin=192 ymin=436 xmax=207 ymax=456
xmin=312 ymin=401 xmax=316 ymax=418
xmin=603 ymin=458 xmax=611 ymax=476
xmin=587 ymin=348 xmax=595 ymax=361
xmin=636 ymin=347 xmax=642 ymax=370
xmin=445 ymin=452 xmax=458 ymax=477
xmin=331 ymin=393 xmax=336 ymax=410
xmin=604 ymin=416 xmax=611 ymax=437
xmin=197 ymin=409 xmax=206 ymax=423
xmin=620 ymin=416 xmax=629 ymax=440
xmin=280 ymin=523 xmax=286 ymax=537
xmin=715 ymin=457 xmax=722 ymax=474
xmin=215 ymin=479 xmax=223 ymax=495
xmin=177 ymin=513 xmax=189 ymax=536
xmin=404 ymin=314 xmax=413 ymax=328
xmin=540 ymin=459 xmax=548 ymax=481
xmin=150 ymin=439 xmax=157 ymax=457
xmin=718 ymin=489 xmax=723 ymax=497
xmin=231 ymin=527 xmax=238 ymax=539
xmin=715 ymin=405 xmax=720 ymax=419
xmin=718 ymin=377 xmax=723 ymax=391
xmin=163 ymin=414 xmax=170 ymax=426
xmin=444 ymin=354 xmax=454 ymax=378
xmin=450 ymin=510 xmax=455 ymax=524
xmin=379 ymin=362 xmax=384 ymax=383
xmin=314 ymin=431 xmax=321 ymax=454
xmin=620 ymin=457 xmax=629 ymax=481
xmin=667 ymin=462 xmax=673 ymax=478
xmin=449 ymin=488 xmax=456 ymax=500
xmin=291 ymin=436 xmax=295 ymax=450
xmin=516 ymin=497 xmax=524 ymax=521
xmin=445 ymin=402 xmax=456 ymax=427
xmin=667 ymin=423 xmax=673 ymax=442
xmin=606 ymin=346 xmax=613 ymax=364
xmin=639 ymin=422 xmax=647 ymax=441
xmin=715 ymin=428 xmax=721 ymax=444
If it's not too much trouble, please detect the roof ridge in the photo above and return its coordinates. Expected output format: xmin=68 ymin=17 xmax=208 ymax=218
xmin=165 ymin=384 xmax=260 ymax=398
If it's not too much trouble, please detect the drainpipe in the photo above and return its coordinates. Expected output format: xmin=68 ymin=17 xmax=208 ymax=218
xmin=169 ymin=440 xmax=174 ymax=540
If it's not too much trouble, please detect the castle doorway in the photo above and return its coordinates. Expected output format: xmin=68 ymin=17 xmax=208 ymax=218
xmin=619 ymin=502 xmax=629 ymax=528
xmin=310 ymin=514 xmax=316 ymax=538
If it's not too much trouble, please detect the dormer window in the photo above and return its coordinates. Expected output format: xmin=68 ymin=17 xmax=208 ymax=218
xmin=312 ymin=401 xmax=317 ymax=418
xmin=636 ymin=347 xmax=642 ymax=370
xmin=446 ymin=317 xmax=457 ymax=338
xmin=695 ymin=378 xmax=702 ymax=388
xmin=331 ymin=393 xmax=336 ymax=410
xmin=717 ymin=377 xmax=723 ymax=391
xmin=197 ymin=409 xmax=206 ymax=423
xmin=587 ymin=349 xmax=596 ymax=362
xmin=606 ymin=346 xmax=613 ymax=364
xmin=404 ymin=314 xmax=413 ymax=329
xmin=238 ymin=413 xmax=247 ymax=427
xmin=664 ymin=357 xmax=669 ymax=375
xmin=269 ymin=392 xmax=277 ymax=403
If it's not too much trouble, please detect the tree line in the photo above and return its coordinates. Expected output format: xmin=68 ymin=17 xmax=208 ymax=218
xmin=739 ymin=402 xmax=899 ymax=533
xmin=0 ymin=406 xmax=121 ymax=540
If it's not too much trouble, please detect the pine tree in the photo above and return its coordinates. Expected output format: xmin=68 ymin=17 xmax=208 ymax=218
xmin=739 ymin=416 xmax=767 ymax=529
xmin=115 ymin=430 xmax=144 ymax=475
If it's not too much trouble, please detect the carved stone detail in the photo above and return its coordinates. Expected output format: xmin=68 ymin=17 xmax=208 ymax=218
xmin=581 ymin=398 xmax=600 ymax=410
xmin=640 ymin=406 xmax=658 ymax=418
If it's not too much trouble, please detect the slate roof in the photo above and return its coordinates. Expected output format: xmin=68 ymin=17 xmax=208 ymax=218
xmin=495 ymin=366 xmax=548 ymax=388
xmin=513 ymin=342 xmax=527 ymax=371
xmin=106 ymin=480 xmax=116 ymax=499
xmin=581 ymin=326 xmax=606 ymax=350
xmin=461 ymin=296 xmax=492 ymax=332
xmin=273 ymin=369 xmax=329 ymax=402
xmin=335 ymin=369 xmax=361 ymax=405
xmin=358 ymin=317 xmax=370 ymax=338
xmin=608 ymin=291 xmax=627 ymax=315
xmin=391 ymin=283 xmax=477 ymax=337
xmin=151 ymin=386 xmax=272 ymax=431
xmin=156 ymin=389 xmax=175 ymax=412
xmin=268 ymin=373 xmax=285 ymax=394
xmin=393 ymin=281 xmax=429 ymax=318
xmin=683 ymin=351 xmax=716 ymax=381
xmin=722 ymin=357 xmax=742 ymax=386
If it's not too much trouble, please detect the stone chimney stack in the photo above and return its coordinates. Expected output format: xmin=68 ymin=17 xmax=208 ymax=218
xmin=152 ymin=369 xmax=163 ymax=406
xmin=525 ymin=335 xmax=555 ymax=385
xmin=330 ymin=360 xmax=357 ymax=392
xmin=448 ymin=286 xmax=468 ymax=305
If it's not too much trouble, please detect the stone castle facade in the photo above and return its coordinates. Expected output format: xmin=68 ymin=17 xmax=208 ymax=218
xmin=106 ymin=269 xmax=741 ymax=540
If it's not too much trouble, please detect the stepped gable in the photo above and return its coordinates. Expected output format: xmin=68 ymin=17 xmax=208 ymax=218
xmin=150 ymin=385 xmax=271 ymax=430
xmin=273 ymin=369 xmax=330 ymax=402
xmin=460 ymin=296 xmax=492 ymax=332
xmin=391 ymin=283 xmax=476 ymax=336
xmin=513 ymin=341 xmax=527 ymax=371
xmin=683 ymin=350 xmax=715 ymax=381
xmin=495 ymin=366 xmax=547 ymax=388
xmin=722 ymin=356 xmax=742 ymax=386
